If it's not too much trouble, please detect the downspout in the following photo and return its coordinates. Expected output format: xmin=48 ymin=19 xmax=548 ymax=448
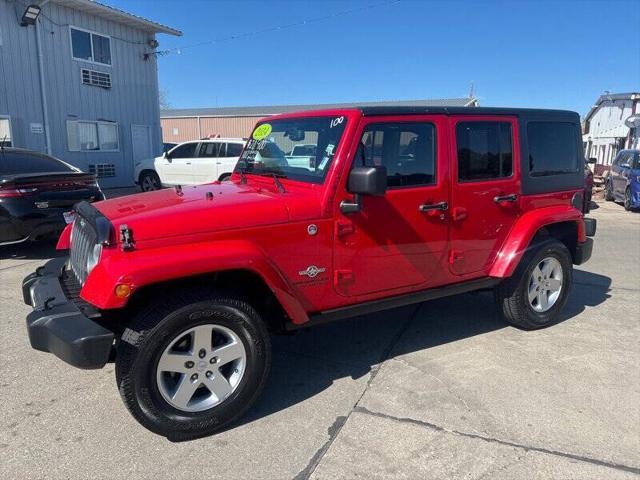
xmin=35 ymin=1 xmax=52 ymax=155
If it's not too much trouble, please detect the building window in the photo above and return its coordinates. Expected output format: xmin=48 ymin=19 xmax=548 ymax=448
xmin=70 ymin=27 xmax=111 ymax=66
xmin=0 ymin=117 xmax=12 ymax=147
xmin=67 ymin=120 xmax=119 ymax=152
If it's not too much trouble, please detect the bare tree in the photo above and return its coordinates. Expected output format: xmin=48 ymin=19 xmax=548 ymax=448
xmin=159 ymin=89 xmax=171 ymax=110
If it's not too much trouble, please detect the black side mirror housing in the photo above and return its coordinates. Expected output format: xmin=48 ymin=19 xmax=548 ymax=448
xmin=340 ymin=166 xmax=387 ymax=214
xmin=347 ymin=166 xmax=387 ymax=196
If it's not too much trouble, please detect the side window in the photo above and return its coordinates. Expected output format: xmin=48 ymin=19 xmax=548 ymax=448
xmin=456 ymin=122 xmax=513 ymax=181
xmin=171 ymin=143 xmax=198 ymax=158
xmin=218 ymin=143 xmax=227 ymax=157
xmin=199 ymin=143 xmax=220 ymax=157
xmin=528 ymin=122 xmax=579 ymax=176
xmin=619 ymin=153 xmax=631 ymax=168
xmin=358 ymin=122 xmax=436 ymax=187
xmin=227 ymin=143 xmax=243 ymax=157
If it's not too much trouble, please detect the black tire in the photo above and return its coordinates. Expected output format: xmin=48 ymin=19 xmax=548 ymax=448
xmin=494 ymin=239 xmax=573 ymax=330
xmin=624 ymin=188 xmax=632 ymax=211
xmin=605 ymin=180 xmax=614 ymax=201
xmin=139 ymin=171 xmax=161 ymax=192
xmin=218 ymin=173 xmax=232 ymax=182
xmin=115 ymin=291 xmax=271 ymax=440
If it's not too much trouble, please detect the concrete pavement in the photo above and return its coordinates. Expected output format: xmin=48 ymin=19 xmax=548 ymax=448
xmin=1 ymin=199 xmax=638 ymax=480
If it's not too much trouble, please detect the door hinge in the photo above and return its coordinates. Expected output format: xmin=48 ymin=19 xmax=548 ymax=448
xmin=334 ymin=269 xmax=354 ymax=286
xmin=335 ymin=220 xmax=355 ymax=238
xmin=449 ymin=250 xmax=464 ymax=266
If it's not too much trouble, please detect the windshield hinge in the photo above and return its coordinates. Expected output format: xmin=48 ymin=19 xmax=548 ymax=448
xmin=119 ymin=224 xmax=135 ymax=251
xmin=272 ymin=174 xmax=286 ymax=193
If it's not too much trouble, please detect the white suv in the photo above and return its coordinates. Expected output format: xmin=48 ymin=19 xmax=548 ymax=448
xmin=134 ymin=138 xmax=246 ymax=191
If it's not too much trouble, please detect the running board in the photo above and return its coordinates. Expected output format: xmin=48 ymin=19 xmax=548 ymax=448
xmin=288 ymin=277 xmax=501 ymax=330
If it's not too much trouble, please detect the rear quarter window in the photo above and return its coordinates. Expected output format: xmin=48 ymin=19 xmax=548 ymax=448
xmin=0 ymin=151 xmax=74 ymax=175
xmin=528 ymin=122 xmax=579 ymax=176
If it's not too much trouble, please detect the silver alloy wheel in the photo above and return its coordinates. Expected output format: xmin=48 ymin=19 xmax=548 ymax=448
xmin=141 ymin=174 xmax=159 ymax=191
xmin=528 ymin=257 xmax=563 ymax=313
xmin=156 ymin=324 xmax=246 ymax=412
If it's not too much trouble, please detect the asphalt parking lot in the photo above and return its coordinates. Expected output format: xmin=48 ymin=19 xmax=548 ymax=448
xmin=1 ymin=199 xmax=638 ymax=480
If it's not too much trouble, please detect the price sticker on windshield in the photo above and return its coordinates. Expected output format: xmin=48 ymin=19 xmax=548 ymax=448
xmin=252 ymin=123 xmax=272 ymax=140
xmin=330 ymin=116 xmax=344 ymax=128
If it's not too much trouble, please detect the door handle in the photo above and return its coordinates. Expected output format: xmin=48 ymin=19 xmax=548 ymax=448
xmin=186 ymin=162 xmax=192 ymax=165
xmin=419 ymin=201 xmax=448 ymax=212
xmin=493 ymin=194 xmax=518 ymax=203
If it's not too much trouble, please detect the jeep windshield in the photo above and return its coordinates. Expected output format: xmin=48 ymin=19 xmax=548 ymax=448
xmin=236 ymin=116 xmax=348 ymax=183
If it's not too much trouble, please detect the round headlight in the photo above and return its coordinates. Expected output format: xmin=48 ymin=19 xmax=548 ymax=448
xmin=86 ymin=243 xmax=102 ymax=273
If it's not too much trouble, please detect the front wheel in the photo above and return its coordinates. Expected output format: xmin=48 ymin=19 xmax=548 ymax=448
xmin=139 ymin=171 xmax=161 ymax=192
xmin=495 ymin=239 xmax=573 ymax=330
xmin=115 ymin=292 xmax=271 ymax=440
xmin=624 ymin=188 xmax=632 ymax=211
xmin=605 ymin=180 xmax=614 ymax=201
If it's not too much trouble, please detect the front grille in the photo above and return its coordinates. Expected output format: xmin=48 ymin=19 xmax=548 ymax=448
xmin=61 ymin=266 xmax=100 ymax=317
xmin=70 ymin=215 xmax=97 ymax=285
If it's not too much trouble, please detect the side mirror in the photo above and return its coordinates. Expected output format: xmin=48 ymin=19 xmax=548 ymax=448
xmin=587 ymin=157 xmax=597 ymax=164
xmin=341 ymin=166 xmax=387 ymax=213
xmin=163 ymin=151 xmax=172 ymax=161
xmin=348 ymin=166 xmax=387 ymax=195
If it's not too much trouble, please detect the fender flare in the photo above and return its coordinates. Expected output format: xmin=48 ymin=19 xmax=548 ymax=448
xmin=80 ymin=239 xmax=309 ymax=324
xmin=489 ymin=206 xmax=585 ymax=278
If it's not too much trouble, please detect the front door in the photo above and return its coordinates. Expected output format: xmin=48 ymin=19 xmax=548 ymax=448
xmin=160 ymin=141 xmax=199 ymax=185
xmin=333 ymin=116 xmax=451 ymax=297
xmin=448 ymin=116 xmax=520 ymax=276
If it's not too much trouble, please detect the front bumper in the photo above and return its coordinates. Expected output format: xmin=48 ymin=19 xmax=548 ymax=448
xmin=22 ymin=258 xmax=114 ymax=369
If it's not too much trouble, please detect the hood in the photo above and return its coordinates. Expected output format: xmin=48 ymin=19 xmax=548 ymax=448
xmin=94 ymin=181 xmax=301 ymax=242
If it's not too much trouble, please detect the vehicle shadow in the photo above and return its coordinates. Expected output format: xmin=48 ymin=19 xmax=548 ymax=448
xmin=0 ymin=239 xmax=63 ymax=261
xmin=236 ymin=270 xmax=612 ymax=431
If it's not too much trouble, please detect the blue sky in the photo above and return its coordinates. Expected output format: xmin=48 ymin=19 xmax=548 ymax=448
xmin=109 ymin=0 xmax=639 ymax=116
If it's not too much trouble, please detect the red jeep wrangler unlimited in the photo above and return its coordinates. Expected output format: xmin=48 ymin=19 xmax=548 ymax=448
xmin=23 ymin=107 xmax=596 ymax=439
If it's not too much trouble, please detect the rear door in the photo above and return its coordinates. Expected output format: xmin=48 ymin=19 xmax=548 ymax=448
xmin=192 ymin=142 xmax=221 ymax=183
xmin=218 ymin=142 xmax=244 ymax=179
xmin=614 ymin=152 xmax=631 ymax=198
xmin=159 ymin=142 xmax=199 ymax=185
xmin=333 ymin=115 xmax=451 ymax=297
xmin=448 ymin=116 xmax=520 ymax=276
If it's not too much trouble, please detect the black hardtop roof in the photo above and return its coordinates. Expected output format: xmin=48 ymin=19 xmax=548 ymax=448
xmin=358 ymin=106 xmax=579 ymax=118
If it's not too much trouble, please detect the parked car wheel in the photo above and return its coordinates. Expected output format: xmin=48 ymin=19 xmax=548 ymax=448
xmin=495 ymin=239 xmax=572 ymax=330
xmin=219 ymin=173 xmax=232 ymax=182
xmin=139 ymin=171 xmax=161 ymax=192
xmin=624 ymin=188 xmax=632 ymax=211
xmin=605 ymin=180 xmax=614 ymax=201
xmin=115 ymin=291 xmax=271 ymax=440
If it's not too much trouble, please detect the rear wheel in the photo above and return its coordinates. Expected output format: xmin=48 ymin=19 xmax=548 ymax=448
xmin=219 ymin=173 xmax=232 ymax=182
xmin=495 ymin=239 xmax=572 ymax=330
xmin=139 ymin=171 xmax=161 ymax=192
xmin=115 ymin=292 xmax=271 ymax=440
xmin=605 ymin=180 xmax=614 ymax=201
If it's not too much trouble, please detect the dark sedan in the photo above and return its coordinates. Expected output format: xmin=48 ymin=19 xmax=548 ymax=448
xmin=0 ymin=148 xmax=104 ymax=245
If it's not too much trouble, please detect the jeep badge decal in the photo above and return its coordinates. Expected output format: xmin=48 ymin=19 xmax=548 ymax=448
xmin=298 ymin=265 xmax=326 ymax=278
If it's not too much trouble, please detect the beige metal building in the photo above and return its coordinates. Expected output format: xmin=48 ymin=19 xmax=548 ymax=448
xmin=160 ymin=97 xmax=479 ymax=143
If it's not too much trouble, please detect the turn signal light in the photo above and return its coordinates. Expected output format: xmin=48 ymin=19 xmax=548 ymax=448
xmin=115 ymin=284 xmax=131 ymax=298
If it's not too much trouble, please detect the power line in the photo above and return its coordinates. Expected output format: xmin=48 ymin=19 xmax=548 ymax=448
xmin=148 ymin=0 xmax=401 ymax=58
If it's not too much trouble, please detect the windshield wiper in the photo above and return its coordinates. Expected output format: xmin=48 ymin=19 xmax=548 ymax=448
xmin=238 ymin=167 xmax=247 ymax=184
xmin=271 ymin=173 xmax=286 ymax=193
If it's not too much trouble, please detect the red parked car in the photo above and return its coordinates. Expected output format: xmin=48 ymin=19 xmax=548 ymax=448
xmin=23 ymin=106 xmax=596 ymax=439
